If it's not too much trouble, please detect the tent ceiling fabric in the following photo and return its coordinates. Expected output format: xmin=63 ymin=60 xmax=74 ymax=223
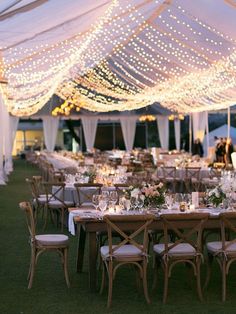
xmin=0 ymin=0 xmax=236 ymax=116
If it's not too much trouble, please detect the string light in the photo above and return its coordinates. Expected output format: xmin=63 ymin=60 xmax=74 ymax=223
xmin=0 ymin=0 xmax=235 ymax=115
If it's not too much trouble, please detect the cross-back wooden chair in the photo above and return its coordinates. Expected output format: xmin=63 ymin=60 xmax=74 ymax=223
xmin=19 ymin=201 xmax=70 ymax=289
xmin=205 ymin=211 xmax=236 ymax=301
xmin=114 ymin=184 xmax=129 ymax=200
xmin=184 ymin=167 xmax=201 ymax=192
xmin=74 ymin=183 xmax=103 ymax=207
xmin=162 ymin=166 xmax=177 ymax=193
xmin=153 ymin=212 xmax=209 ymax=303
xmin=42 ymin=182 xmax=74 ymax=231
xmin=100 ymin=214 xmax=154 ymax=308
xmin=26 ymin=178 xmax=47 ymax=222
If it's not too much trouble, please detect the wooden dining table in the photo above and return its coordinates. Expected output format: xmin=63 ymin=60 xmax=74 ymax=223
xmin=71 ymin=209 xmax=227 ymax=292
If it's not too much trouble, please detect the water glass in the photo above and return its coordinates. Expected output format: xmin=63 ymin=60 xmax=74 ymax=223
xmin=92 ymin=194 xmax=100 ymax=211
xmin=99 ymin=197 xmax=107 ymax=213
xmin=110 ymin=191 xmax=118 ymax=205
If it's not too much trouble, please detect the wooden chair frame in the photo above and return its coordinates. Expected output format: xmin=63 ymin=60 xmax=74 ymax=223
xmin=43 ymin=182 xmax=71 ymax=231
xmin=205 ymin=212 xmax=236 ymax=301
xmin=74 ymin=183 xmax=103 ymax=206
xmin=153 ymin=213 xmax=209 ymax=303
xmin=100 ymin=214 xmax=154 ymax=308
xmin=185 ymin=167 xmax=201 ymax=192
xmin=19 ymin=201 xmax=70 ymax=289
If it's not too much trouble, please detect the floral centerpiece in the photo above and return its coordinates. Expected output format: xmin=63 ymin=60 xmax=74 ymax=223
xmin=207 ymin=185 xmax=226 ymax=207
xmin=125 ymin=182 xmax=166 ymax=208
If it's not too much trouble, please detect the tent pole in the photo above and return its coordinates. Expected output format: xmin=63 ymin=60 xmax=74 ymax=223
xmin=227 ymin=106 xmax=231 ymax=139
xmin=205 ymin=112 xmax=209 ymax=157
xmin=189 ymin=113 xmax=192 ymax=153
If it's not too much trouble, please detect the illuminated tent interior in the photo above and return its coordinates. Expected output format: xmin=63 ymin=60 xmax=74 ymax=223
xmin=0 ymin=0 xmax=236 ymax=184
xmin=0 ymin=0 xmax=236 ymax=117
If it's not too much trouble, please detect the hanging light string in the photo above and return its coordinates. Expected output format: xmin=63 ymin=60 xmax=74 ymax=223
xmin=1 ymin=0 xmax=236 ymax=115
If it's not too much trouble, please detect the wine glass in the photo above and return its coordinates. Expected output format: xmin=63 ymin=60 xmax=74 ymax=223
xmin=110 ymin=191 xmax=118 ymax=205
xmin=165 ymin=194 xmax=173 ymax=210
xmin=101 ymin=190 xmax=110 ymax=201
xmin=136 ymin=196 xmax=144 ymax=212
xmin=92 ymin=194 xmax=100 ymax=211
xmin=99 ymin=196 xmax=107 ymax=213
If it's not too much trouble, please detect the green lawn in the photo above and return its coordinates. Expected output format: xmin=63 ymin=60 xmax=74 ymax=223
xmin=1 ymin=159 xmax=236 ymax=314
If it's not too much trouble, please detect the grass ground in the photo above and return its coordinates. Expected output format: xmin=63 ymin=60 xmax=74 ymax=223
xmin=1 ymin=159 xmax=236 ymax=314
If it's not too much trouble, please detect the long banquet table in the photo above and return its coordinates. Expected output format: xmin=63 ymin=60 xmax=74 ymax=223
xmin=70 ymin=208 xmax=231 ymax=292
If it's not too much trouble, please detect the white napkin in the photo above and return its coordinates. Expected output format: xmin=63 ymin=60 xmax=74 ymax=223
xmin=68 ymin=210 xmax=82 ymax=235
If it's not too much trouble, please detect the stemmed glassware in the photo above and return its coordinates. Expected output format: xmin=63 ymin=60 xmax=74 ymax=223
xmin=98 ymin=195 xmax=108 ymax=213
xmin=92 ymin=194 xmax=100 ymax=211
xmin=165 ymin=194 xmax=173 ymax=210
xmin=110 ymin=191 xmax=118 ymax=205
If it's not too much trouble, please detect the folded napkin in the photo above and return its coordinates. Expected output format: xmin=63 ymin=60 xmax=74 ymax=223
xmin=68 ymin=210 xmax=82 ymax=235
xmin=68 ymin=208 xmax=99 ymax=235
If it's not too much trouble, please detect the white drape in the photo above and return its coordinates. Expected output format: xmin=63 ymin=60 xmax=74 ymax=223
xmin=174 ymin=119 xmax=180 ymax=151
xmin=157 ymin=116 xmax=169 ymax=150
xmin=120 ymin=117 xmax=137 ymax=151
xmin=4 ymin=116 xmax=19 ymax=175
xmin=81 ymin=117 xmax=98 ymax=151
xmin=42 ymin=117 xmax=59 ymax=152
xmin=192 ymin=112 xmax=208 ymax=142
xmin=0 ymin=95 xmax=5 ymax=184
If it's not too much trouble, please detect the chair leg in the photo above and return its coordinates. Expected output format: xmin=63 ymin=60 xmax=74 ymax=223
xmin=196 ymin=260 xmax=203 ymax=302
xmin=163 ymin=265 xmax=169 ymax=304
xmin=204 ymin=253 xmax=213 ymax=290
xmin=63 ymin=248 xmax=70 ymax=288
xmin=107 ymin=261 xmax=113 ymax=308
xmin=100 ymin=262 xmax=106 ymax=294
xmin=222 ymin=259 xmax=227 ymax=302
xmin=28 ymin=251 xmax=36 ymax=289
xmin=143 ymin=261 xmax=151 ymax=304
xmin=152 ymin=256 xmax=159 ymax=290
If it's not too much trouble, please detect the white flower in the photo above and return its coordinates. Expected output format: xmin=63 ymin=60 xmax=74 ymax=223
xmin=131 ymin=188 xmax=140 ymax=198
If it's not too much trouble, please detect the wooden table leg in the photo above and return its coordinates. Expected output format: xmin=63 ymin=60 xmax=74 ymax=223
xmin=76 ymin=225 xmax=86 ymax=273
xmin=88 ymin=231 xmax=98 ymax=292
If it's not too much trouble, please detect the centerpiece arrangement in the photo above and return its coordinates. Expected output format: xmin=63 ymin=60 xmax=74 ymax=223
xmin=207 ymin=173 xmax=236 ymax=207
xmin=207 ymin=185 xmax=226 ymax=207
xmin=125 ymin=182 xmax=166 ymax=209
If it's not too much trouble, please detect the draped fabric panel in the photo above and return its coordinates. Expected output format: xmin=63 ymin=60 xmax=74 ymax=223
xmin=0 ymin=95 xmax=6 ymax=184
xmin=174 ymin=119 xmax=180 ymax=151
xmin=120 ymin=117 xmax=137 ymax=151
xmin=81 ymin=117 xmax=98 ymax=151
xmin=192 ymin=112 xmax=208 ymax=142
xmin=4 ymin=116 xmax=19 ymax=175
xmin=157 ymin=116 xmax=169 ymax=150
xmin=42 ymin=117 xmax=60 ymax=152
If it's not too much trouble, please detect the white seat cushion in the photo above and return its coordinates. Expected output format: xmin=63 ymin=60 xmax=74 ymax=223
xmin=100 ymin=244 xmax=142 ymax=259
xmin=207 ymin=241 xmax=236 ymax=254
xmin=153 ymin=243 xmax=196 ymax=256
xmin=35 ymin=234 xmax=69 ymax=246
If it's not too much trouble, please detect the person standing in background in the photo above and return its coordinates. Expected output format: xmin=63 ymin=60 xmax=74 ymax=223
xmin=225 ymin=137 xmax=234 ymax=165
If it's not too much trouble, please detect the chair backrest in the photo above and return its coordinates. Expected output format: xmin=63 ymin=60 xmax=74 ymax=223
xmin=209 ymin=167 xmax=221 ymax=179
xmin=26 ymin=178 xmax=38 ymax=199
xmin=114 ymin=184 xmax=129 ymax=199
xmin=160 ymin=212 xmax=209 ymax=256
xmin=74 ymin=183 xmax=103 ymax=206
xmin=162 ymin=166 xmax=176 ymax=179
xmin=43 ymin=182 xmax=67 ymax=206
xmin=220 ymin=212 xmax=236 ymax=251
xmin=32 ymin=175 xmax=43 ymax=196
xmin=19 ymin=201 xmax=36 ymax=239
xmin=103 ymin=214 xmax=154 ymax=258
xmin=185 ymin=167 xmax=201 ymax=180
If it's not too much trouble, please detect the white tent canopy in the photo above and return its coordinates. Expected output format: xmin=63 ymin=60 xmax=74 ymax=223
xmin=0 ymin=0 xmax=236 ymax=116
xmin=205 ymin=124 xmax=236 ymax=147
